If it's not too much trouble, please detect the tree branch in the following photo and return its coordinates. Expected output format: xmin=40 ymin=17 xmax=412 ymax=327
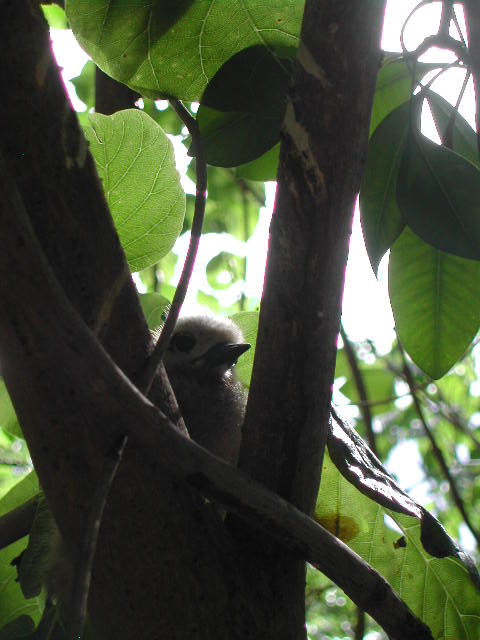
xmin=138 ymin=100 xmax=207 ymax=395
xmin=340 ymin=325 xmax=378 ymax=456
xmin=398 ymin=343 xmax=480 ymax=547
xmin=0 ymin=149 xmax=432 ymax=640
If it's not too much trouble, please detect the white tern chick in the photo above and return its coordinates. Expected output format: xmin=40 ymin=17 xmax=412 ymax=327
xmin=163 ymin=316 xmax=250 ymax=465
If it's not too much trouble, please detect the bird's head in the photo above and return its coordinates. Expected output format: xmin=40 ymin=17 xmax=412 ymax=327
xmin=163 ymin=316 xmax=250 ymax=378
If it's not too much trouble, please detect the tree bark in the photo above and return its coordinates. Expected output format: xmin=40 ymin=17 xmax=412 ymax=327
xmin=238 ymin=2 xmax=386 ymax=637
xmin=0 ymin=4 xmax=272 ymax=638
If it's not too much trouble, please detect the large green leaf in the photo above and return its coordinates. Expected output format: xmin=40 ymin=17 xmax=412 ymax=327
xmin=84 ymin=109 xmax=185 ymax=272
xmin=316 ymin=453 xmax=480 ymax=640
xmin=397 ymin=130 xmax=480 ymax=260
xmin=389 ymin=227 xmax=480 ymax=379
xmin=197 ymin=45 xmax=294 ymax=167
xmin=66 ymin=0 xmax=303 ymax=101
xmin=360 ymin=101 xmax=412 ymax=274
xmin=426 ymin=90 xmax=480 ymax=167
xmin=369 ymin=57 xmax=438 ymax=136
xmin=197 ymin=106 xmax=281 ymax=167
xmin=236 ymin=144 xmax=280 ymax=182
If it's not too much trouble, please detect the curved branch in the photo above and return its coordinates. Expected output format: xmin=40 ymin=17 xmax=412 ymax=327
xmin=139 ymin=100 xmax=207 ymax=395
xmin=339 ymin=325 xmax=378 ymax=456
xmin=0 ymin=156 xmax=431 ymax=640
xmin=398 ymin=343 xmax=480 ymax=547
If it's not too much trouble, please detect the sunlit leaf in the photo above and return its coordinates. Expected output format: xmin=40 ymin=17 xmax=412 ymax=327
xmin=84 ymin=109 xmax=185 ymax=272
xmin=41 ymin=4 xmax=68 ymax=29
xmin=389 ymin=227 xmax=480 ymax=379
xmin=317 ymin=452 xmax=480 ymax=640
xmin=0 ymin=382 xmax=21 ymax=439
xmin=66 ymin=0 xmax=303 ymax=100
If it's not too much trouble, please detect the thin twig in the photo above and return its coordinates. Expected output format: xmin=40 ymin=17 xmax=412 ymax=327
xmin=139 ymin=99 xmax=207 ymax=395
xmin=441 ymin=70 xmax=471 ymax=149
xmin=354 ymin=607 xmax=366 ymax=640
xmin=397 ymin=342 xmax=480 ymax=547
xmin=340 ymin=324 xmax=378 ymax=456
xmin=421 ymin=390 xmax=480 ymax=449
xmin=67 ymin=435 xmax=127 ymax=640
xmin=439 ymin=1 xmax=454 ymax=39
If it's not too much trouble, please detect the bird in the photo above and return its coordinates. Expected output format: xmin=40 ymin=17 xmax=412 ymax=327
xmin=163 ymin=315 xmax=250 ymax=465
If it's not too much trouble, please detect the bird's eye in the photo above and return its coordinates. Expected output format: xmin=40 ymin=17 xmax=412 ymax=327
xmin=171 ymin=332 xmax=196 ymax=353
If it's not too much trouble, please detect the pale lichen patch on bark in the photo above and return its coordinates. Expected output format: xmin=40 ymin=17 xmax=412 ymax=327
xmin=296 ymin=42 xmax=330 ymax=87
xmin=283 ymin=99 xmax=327 ymax=200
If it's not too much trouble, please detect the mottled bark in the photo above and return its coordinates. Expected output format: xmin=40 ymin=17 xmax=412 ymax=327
xmin=239 ymin=3 xmax=386 ymax=636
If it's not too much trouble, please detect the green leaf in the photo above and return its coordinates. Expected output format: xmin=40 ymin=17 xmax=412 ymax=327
xmin=339 ymin=368 xmax=395 ymax=417
xmin=41 ymin=5 xmax=68 ymax=29
xmin=66 ymin=0 xmax=303 ymax=100
xmin=196 ymin=106 xmax=281 ymax=168
xmin=229 ymin=312 xmax=258 ymax=387
xmin=426 ymin=89 xmax=480 ymax=167
xmin=0 ymin=474 xmax=43 ymax=631
xmin=71 ymin=60 xmax=95 ymax=112
xmin=369 ymin=57 xmax=439 ymax=135
xmin=84 ymin=109 xmax=185 ymax=272
xmin=360 ymin=101 xmax=411 ymax=274
xmin=139 ymin=292 xmax=170 ymax=330
xmin=236 ymin=144 xmax=280 ymax=182
xmin=206 ymin=252 xmax=243 ymax=290
xmin=0 ymin=382 xmax=21 ymax=439
xmin=196 ymin=45 xmax=293 ymax=167
xmin=316 ymin=453 xmax=480 ymax=640
xmin=397 ymin=130 xmax=480 ymax=260
xmin=201 ymin=45 xmax=295 ymax=114
xmin=0 ymin=472 xmax=39 ymax=519
xmin=185 ymin=165 xmax=262 ymax=239
xmin=333 ymin=348 xmax=349 ymax=381
xmin=389 ymin=227 xmax=480 ymax=379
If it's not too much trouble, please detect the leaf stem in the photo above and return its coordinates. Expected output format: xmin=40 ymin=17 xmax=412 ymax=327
xmin=139 ymin=100 xmax=207 ymax=395
xmin=398 ymin=340 xmax=480 ymax=547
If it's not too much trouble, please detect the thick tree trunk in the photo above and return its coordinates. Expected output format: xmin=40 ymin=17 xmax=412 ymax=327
xmin=239 ymin=2 xmax=386 ymax=636
xmin=0 ymin=1 xmax=385 ymax=639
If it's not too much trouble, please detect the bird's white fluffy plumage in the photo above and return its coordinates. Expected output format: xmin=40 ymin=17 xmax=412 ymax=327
xmin=163 ymin=315 xmax=249 ymax=464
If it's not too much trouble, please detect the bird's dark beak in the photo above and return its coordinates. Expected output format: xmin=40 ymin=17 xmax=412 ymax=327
xmin=204 ymin=342 xmax=251 ymax=368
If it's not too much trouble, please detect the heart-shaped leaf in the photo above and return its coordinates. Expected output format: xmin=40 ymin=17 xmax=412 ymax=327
xmin=84 ymin=109 xmax=185 ymax=272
